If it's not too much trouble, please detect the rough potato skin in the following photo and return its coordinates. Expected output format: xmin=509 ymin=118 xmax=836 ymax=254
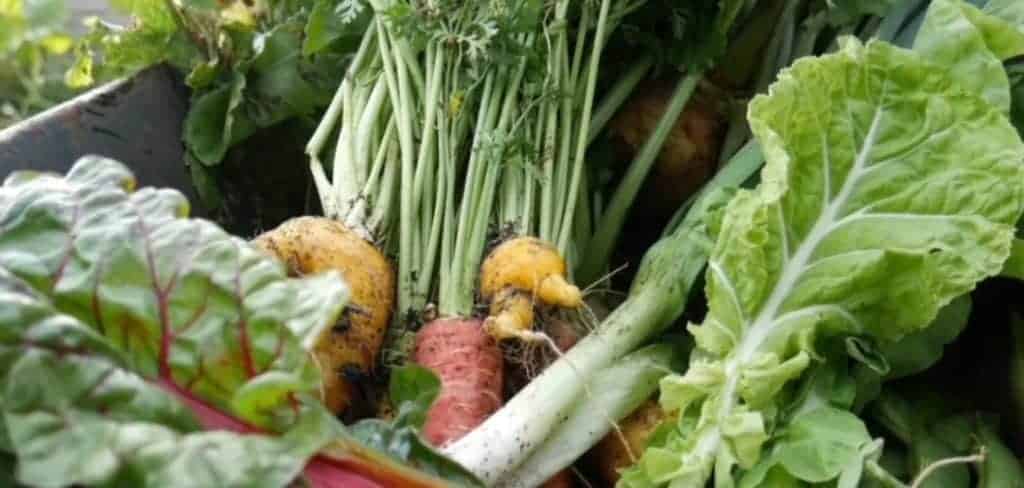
xmin=414 ymin=318 xmax=504 ymax=447
xmin=252 ymin=216 xmax=395 ymax=415
xmin=592 ymin=399 xmax=666 ymax=485
xmin=608 ymin=78 xmax=724 ymax=216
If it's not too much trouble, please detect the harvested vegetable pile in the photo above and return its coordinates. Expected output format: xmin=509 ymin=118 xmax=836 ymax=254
xmin=5 ymin=0 xmax=1024 ymax=487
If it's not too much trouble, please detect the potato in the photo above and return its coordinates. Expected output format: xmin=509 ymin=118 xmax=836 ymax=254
xmin=592 ymin=399 xmax=667 ymax=484
xmin=253 ymin=216 xmax=395 ymax=416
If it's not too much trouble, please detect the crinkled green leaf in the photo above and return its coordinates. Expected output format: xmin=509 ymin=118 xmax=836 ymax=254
xmin=659 ymin=360 xmax=723 ymax=416
xmin=720 ymin=407 xmax=769 ymax=469
xmin=0 ymin=156 xmax=348 ymax=429
xmin=914 ymin=0 xmax=1024 ymax=113
xmin=738 ymin=351 xmax=811 ymax=408
xmin=644 ymin=22 xmax=1024 ymax=486
xmin=0 ymin=265 xmax=336 ymax=488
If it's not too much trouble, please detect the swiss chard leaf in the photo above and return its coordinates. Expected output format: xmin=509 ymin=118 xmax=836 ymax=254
xmin=0 ymin=259 xmax=336 ymax=487
xmin=0 ymin=156 xmax=348 ymax=430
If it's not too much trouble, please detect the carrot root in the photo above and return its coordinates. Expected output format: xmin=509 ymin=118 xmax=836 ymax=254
xmin=414 ymin=318 xmax=505 ymax=447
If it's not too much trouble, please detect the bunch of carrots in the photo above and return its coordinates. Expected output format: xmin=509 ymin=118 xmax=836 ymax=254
xmin=247 ymin=0 xmax=757 ymax=485
xmin=239 ymin=0 xmax=1013 ymax=486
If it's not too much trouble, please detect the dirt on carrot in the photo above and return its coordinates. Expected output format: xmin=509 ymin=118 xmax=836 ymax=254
xmin=414 ymin=318 xmax=505 ymax=447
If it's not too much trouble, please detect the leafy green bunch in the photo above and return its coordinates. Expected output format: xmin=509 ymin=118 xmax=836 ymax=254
xmin=67 ymin=0 xmax=370 ymax=207
xmin=621 ymin=1 xmax=1024 ymax=486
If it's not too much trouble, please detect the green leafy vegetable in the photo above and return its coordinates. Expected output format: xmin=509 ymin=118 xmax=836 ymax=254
xmin=739 ymin=407 xmax=880 ymax=487
xmin=624 ymin=1 xmax=1024 ymax=482
xmin=0 ymin=155 xmax=347 ymax=429
xmin=0 ymin=156 xmax=347 ymax=486
xmin=68 ymin=0 xmax=366 ymax=204
xmin=0 ymin=294 xmax=331 ymax=486
xmin=0 ymin=156 xmax=473 ymax=488
xmin=913 ymin=0 xmax=1024 ymax=112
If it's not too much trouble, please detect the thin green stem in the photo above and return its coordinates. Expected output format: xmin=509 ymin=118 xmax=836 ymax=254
xmin=538 ymin=62 xmax=560 ymax=242
xmin=354 ymin=77 xmax=388 ymax=185
xmin=412 ymin=46 xmax=444 ymax=214
xmin=367 ymin=120 xmax=397 ymax=233
xmin=555 ymin=0 xmax=611 ymax=254
xmin=569 ymin=6 xmax=592 ymax=87
xmin=552 ymin=42 xmax=574 ymax=239
xmin=443 ymin=72 xmax=497 ymax=315
xmin=865 ymin=461 xmax=910 ymax=488
xmin=376 ymin=20 xmax=417 ymax=317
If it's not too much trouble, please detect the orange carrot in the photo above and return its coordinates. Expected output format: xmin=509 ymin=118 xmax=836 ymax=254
xmin=414 ymin=318 xmax=504 ymax=447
